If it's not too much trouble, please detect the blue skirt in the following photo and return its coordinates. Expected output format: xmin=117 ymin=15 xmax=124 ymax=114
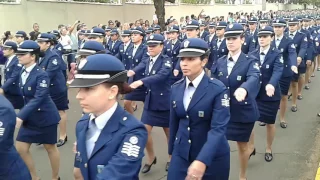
xmin=0 ymin=158 xmax=31 ymax=180
xmin=257 ymin=100 xmax=280 ymax=124
xmin=124 ymin=87 xmax=146 ymax=101
xmin=5 ymin=94 xmax=24 ymax=109
xmin=226 ymin=121 xmax=255 ymax=142
xmin=16 ymin=124 xmax=58 ymax=144
xmin=51 ymin=91 xmax=69 ymax=110
xmin=141 ymin=109 xmax=170 ymax=127
xmin=279 ymin=76 xmax=292 ymax=95
xmin=168 ymin=153 xmax=230 ymax=180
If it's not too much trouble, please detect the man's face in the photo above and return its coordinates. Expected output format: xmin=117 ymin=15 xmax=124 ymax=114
xmin=33 ymin=24 xmax=40 ymax=32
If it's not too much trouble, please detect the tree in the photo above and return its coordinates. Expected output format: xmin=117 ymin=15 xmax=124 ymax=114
xmin=153 ymin=0 xmax=175 ymax=31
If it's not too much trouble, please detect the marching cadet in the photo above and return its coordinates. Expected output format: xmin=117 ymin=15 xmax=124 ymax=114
xmin=88 ymin=27 xmax=111 ymax=54
xmin=108 ymin=29 xmax=122 ymax=56
xmin=104 ymin=26 xmax=112 ymax=49
xmin=153 ymin=25 xmax=161 ymax=34
xmin=248 ymin=17 xmax=258 ymax=48
xmin=271 ymin=18 xmax=300 ymax=129
xmin=178 ymin=25 xmax=187 ymax=42
xmin=0 ymin=41 xmax=24 ymax=109
xmin=288 ymin=18 xmax=307 ymax=118
xmin=211 ymin=23 xmax=260 ymax=180
xmin=50 ymin=33 xmax=68 ymax=80
xmin=185 ymin=20 xmax=200 ymax=38
xmin=36 ymin=33 xmax=69 ymax=147
xmin=208 ymin=21 xmax=228 ymax=68
xmin=300 ymin=15 xmax=314 ymax=93
xmin=204 ymin=22 xmax=216 ymax=45
xmin=127 ymin=34 xmax=172 ymax=173
xmin=15 ymin=31 xmax=28 ymax=45
xmin=239 ymin=19 xmax=255 ymax=54
xmin=70 ymin=54 xmax=147 ymax=180
xmin=168 ymin=38 xmax=230 ymax=180
xmin=14 ymin=40 xmax=61 ymax=180
xmin=116 ymin=30 xmax=133 ymax=70
xmin=164 ymin=25 xmax=182 ymax=85
xmin=249 ymin=26 xmax=283 ymax=162
xmin=199 ymin=23 xmax=209 ymax=40
xmin=0 ymin=94 xmax=31 ymax=180
xmin=124 ymin=27 xmax=148 ymax=114
xmin=259 ymin=17 xmax=269 ymax=29
xmin=145 ymin=27 xmax=153 ymax=42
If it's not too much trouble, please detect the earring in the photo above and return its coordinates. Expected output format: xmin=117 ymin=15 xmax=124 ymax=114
xmin=109 ymin=96 xmax=114 ymax=100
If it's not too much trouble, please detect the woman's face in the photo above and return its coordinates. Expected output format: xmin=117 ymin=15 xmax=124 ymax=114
xmin=17 ymin=53 xmax=34 ymax=66
xmin=180 ymin=56 xmax=207 ymax=77
xmin=76 ymin=84 xmax=118 ymax=115
xmin=226 ymin=36 xmax=243 ymax=52
xmin=258 ymin=35 xmax=272 ymax=47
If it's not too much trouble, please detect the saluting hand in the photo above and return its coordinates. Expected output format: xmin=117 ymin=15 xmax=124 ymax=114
xmin=130 ymin=80 xmax=143 ymax=89
xmin=0 ymin=88 xmax=4 ymax=95
xmin=291 ymin=66 xmax=298 ymax=74
xmin=16 ymin=117 xmax=23 ymax=129
xmin=127 ymin=70 xmax=136 ymax=77
xmin=234 ymin=88 xmax=247 ymax=102
xmin=265 ymin=84 xmax=275 ymax=97
xmin=173 ymin=69 xmax=179 ymax=77
xmin=185 ymin=160 xmax=206 ymax=180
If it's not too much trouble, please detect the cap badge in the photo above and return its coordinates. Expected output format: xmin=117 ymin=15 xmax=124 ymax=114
xmin=150 ymin=35 xmax=154 ymax=40
xmin=188 ymin=21 xmax=192 ymax=24
xmin=217 ymin=22 xmax=220 ymax=26
xmin=251 ymin=18 xmax=253 ymax=20
xmin=291 ymin=18 xmax=294 ymax=21
xmin=262 ymin=26 xmax=265 ymax=29
xmin=80 ymin=43 xmax=85 ymax=49
xmin=91 ymin=29 xmax=94 ymax=33
xmin=276 ymin=19 xmax=279 ymax=23
xmin=228 ymin=24 xmax=233 ymax=29
xmin=37 ymin=34 xmax=41 ymax=38
xmin=78 ymin=59 xmax=87 ymax=70
xmin=184 ymin=40 xmax=190 ymax=48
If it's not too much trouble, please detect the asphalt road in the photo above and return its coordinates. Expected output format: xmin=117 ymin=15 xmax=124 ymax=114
xmin=18 ymin=74 xmax=320 ymax=180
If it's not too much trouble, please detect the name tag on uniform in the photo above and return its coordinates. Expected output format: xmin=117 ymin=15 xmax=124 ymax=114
xmin=167 ymin=49 xmax=171 ymax=51
xmin=28 ymin=87 xmax=31 ymax=91
xmin=266 ymin=65 xmax=269 ymax=69
xmin=218 ymin=72 xmax=223 ymax=76
xmin=7 ymin=68 xmax=9 ymax=71
xmin=281 ymin=48 xmax=283 ymax=52
xmin=172 ymin=101 xmax=176 ymax=108
xmin=0 ymin=121 xmax=5 ymax=136
xmin=136 ymin=59 xmax=138 ymax=62
xmin=97 ymin=165 xmax=105 ymax=174
xmin=75 ymin=151 xmax=82 ymax=162
xmin=152 ymin=70 xmax=156 ymax=74
xmin=237 ymin=76 xmax=242 ymax=81
xmin=128 ymin=56 xmax=131 ymax=58
xmin=222 ymin=49 xmax=224 ymax=52
xmin=198 ymin=111 xmax=204 ymax=117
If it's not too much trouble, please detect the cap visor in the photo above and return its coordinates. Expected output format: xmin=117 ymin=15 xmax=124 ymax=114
xmin=146 ymin=43 xmax=161 ymax=47
xmin=224 ymin=33 xmax=242 ymax=38
xmin=69 ymin=78 xmax=106 ymax=88
xmin=15 ymin=51 xmax=29 ymax=55
xmin=77 ymin=51 xmax=95 ymax=56
xmin=177 ymin=51 xmax=203 ymax=58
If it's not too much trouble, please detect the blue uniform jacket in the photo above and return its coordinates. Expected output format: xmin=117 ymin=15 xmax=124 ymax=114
xmin=211 ymin=53 xmax=260 ymax=123
xmin=38 ymin=49 xmax=67 ymax=95
xmin=74 ymin=105 xmax=147 ymax=180
xmin=242 ymin=33 xmax=256 ymax=54
xmin=126 ymin=44 xmax=149 ymax=83
xmin=133 ymin=53 xmax=172 ymax=111
xmin=163 ymin=39 xmax=182 ymax=82
xmin=108 ymin=40 xmax=122 ymax=56
xmin=0 ymin=95 xmax=31 ymax=180
xmin=249 ymin=30 xmax=258 ymax=48
xmin=200 ymin=31 xmax=209 ymax=40
xmin=272 ymin=35 xmax=299 ymax=78
xmin=17 ymin=66 xmax=60 ymax=128
xmin=204 ymin=33 xmax=217 ymax=46
xmin=300 ymin=28 xmax=314 ymax=61
xmin=250 ymin=48 xmax=283 ymax=101
xmin=208 ymin=38 xmax=228 ymax=69
xmin=116 ymin=42 xmax=133 ymax=70
xmin=178 ymin=33 xmax=187 ymax=42
xmin=291 ymin=31 xmax=308 ymax=70
xmin=169 ymin=75 xmax=230 ymax=165
xmin=2 ymin=56 xmax=22 ymax=96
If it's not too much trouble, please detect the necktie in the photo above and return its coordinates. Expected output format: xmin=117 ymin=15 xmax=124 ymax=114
xmin=21 ymin=69 xmax=29 ymax=85
xmin=228 ymin=57 xmax=234 ymax=62
xmin=189 ymin=82 xmax=194 ymax=87
xmin=112 ymin=41 xmax=115 ymax=49
xmin=149 ymin=58 xmax=154 ymax=73
xmin=133 ymin=46 xmax=138 ymax=57
xmin=290 ymin=34 xmax=294 ymax=36
xmin=260 ymin=52 xmax=266 ymax=64
xmin=86 ymin=119 xmax=98 ymax=158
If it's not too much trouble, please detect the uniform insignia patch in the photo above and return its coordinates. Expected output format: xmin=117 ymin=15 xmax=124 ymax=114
xmin=221 ymin=94 xmax=230 ymax=107
xmin=78 ymin=59 xmax=87 ymax=70
xmin=7 ymin=68 xmax=9 ymax=72
xmin=17 ymin=64 xmax=22 ymax=67
xmin=229 ymin=24 xmax=233 ymax=28
xmin=150 ymin=35 xmax=154 ymax=39
xmin=237 ymin=75 xmax=242 ymax=81
xmin=165 ymin=62 xmax=171 ymax=68
xmin=222 ymin=49 xmax=224 ymax=52
xmin=280 ymin=56 xmax=284 ymax=63
xmin=198 ymin=111 xmax=204 ymax=117
xmin=281 ymin=48 xmax=284 ymax=52
xmin=121 ymin=136 xmax=141 ymax=158
xmin=291 ymin=44 xmax=295 ymax=49
xmin=52 ymin=59 xmax=58 ymax=65
xmin=317 ymin=42 xmax=319 ymax=46
xmin=266 ymin=64 xmax=269 ymax=69
xmin=40 ymin=80 xmax=48 ymax=88
xmin=28 ymin=87 xmax=31 ymax=91
xmin=184 ymin=40 xmax=190 ymax=48
xmin=58 ymin=47 xmax=62 ymax=51
xmin=218 ymin=72 xmax=223 ymax=76
xmin=253 ymin=63 xmax=260 ymax=70
xmin=0 ymin=121 xmax=4 ymax=136
xmin=304 ymin=37 xmax=308 ymax=42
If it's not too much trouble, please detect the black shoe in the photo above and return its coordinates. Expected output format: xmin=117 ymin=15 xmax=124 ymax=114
xmin=133 ymin=104 xmax=138 ymax=112
xmin=141 ymin=157 xmax=157 ymax=173
xmin=36 ymin=143 xmax=42 ymax=146
xmin=304 ymin=85 xmax=310 ymax=90
xmin=280 ymin=122 xmax=287 ymax=129
xmin=165 ymin=162 xmax=170 ymax=171
xmin=318 ymin=113 xmax=320 ymax=117
xmin=291 ymin=106 xmax=297 ymax=112
xmin=288 ymin=93 xmax=292 ymax=100
xmin=249 ymin=148 xmax=256 ymax=159
xmin=297 ymin=95 xmax=303 ymax=100
xmin=265 ymin=151 xmax=273 ymax=162
xmin=259 ymin=122 xmax=266 ymax=126
xmin=57 ymin=136 xmax=68 ymax=147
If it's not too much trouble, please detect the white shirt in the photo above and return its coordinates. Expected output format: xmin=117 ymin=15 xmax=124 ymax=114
xmin=149 ymin=53 xmax=161 ymax=73
xmin=275 ymin=35 xmax=283 ymax=48
xmin=183 ymin=70 xmax=205 ymax=110
xmin=227 ymin=50 xmax=241 ymax=75
xmin=289 ymin=31 xmax=297 ymax=39
xmin=209 ymin=33 xmax=215 ymax=43
xmin=259 ymin=46 xmax=270 ymax=64
xmin=124 ymin=41 xmax=131 ymax=52
xmin=21 ymin=63 xmax=37 ymax=85
xmin=132 ymin=43 xmax=141 ymax=57
xmin=217 ymin=38 xmax=224 ymax=48
xmin=5 ymin=55 xmax=15 ymax=68
xmin=59 ymin=35 xmax=73 ymax=50
xmin=86 ymin=102 xmax=118 ymax=158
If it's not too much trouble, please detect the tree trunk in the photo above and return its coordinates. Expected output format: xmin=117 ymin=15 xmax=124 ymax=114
xmin=154 ymin=0 xmax=175 ymax=31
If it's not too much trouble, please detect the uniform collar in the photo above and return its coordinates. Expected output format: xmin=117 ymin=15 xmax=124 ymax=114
xmin=289 ymin=31 xmax=297 ymax=37
xmin=23 ymin=63 xmax=36 ymax=73
xmin=275 ymin=35 xmax=284 ymax=41
xmin=185 ymin=70 xmax=205 ymax=89
xmin=260 ymin=46 xmax=270 ymax=55
xmin=8 ymin=55 xmax=15 ymax=62
xmin=89 ymin=102 xmax=118 ymax=130
xmin=150 ymin=52 xmax=161 ymax=61
xmin=227 ymin=50 xmax=241 ymax=63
